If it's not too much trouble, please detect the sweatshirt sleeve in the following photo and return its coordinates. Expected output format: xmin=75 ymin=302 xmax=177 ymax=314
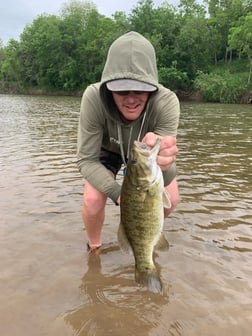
xmin=151 ymin=88 xmax=180 ymax=137
xmin=76 ymin=85 xmax=121 ymax=203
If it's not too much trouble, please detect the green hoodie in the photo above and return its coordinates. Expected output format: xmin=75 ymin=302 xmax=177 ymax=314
xmin=77 ymin=31 xmax=180 ymax=203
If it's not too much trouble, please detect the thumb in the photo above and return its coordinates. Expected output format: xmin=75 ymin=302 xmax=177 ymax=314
xmin=142 ymin=132 xmax=158 ymax=147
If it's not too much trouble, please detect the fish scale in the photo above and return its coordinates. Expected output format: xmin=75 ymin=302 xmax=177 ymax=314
xmin=118 ymin=139 xmax=170 ymax=293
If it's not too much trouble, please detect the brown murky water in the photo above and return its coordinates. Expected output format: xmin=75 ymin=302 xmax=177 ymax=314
xmin=0 ymin=94 xmax=251 ymax=336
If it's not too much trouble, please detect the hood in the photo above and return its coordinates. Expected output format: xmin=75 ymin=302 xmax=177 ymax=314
xmin=100 ymin=31 xmax=159 ymax=117
xmin=101 ymin=31 xmax=159 ymax=89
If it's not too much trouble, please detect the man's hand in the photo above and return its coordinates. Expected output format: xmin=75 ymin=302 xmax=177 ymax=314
xmin=142 ymin=132 xmax=178 ymax=171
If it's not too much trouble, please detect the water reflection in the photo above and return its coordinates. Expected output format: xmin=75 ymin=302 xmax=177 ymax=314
xmin=63 ymin=246 xmax=173 ymax=336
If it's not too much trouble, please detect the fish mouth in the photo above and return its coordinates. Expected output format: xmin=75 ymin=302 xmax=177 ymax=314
xmin=131 ymin=141 xmax=151 ymax=163
xmin=134 ymin=139 xmax=161 ymax=156
xmin=134 ymin=141 xmax=151 ymax=151
xmin=131 ymin=140 xmax=162 ymax=184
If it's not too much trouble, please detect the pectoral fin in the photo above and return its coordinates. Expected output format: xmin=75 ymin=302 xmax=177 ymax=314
xmin=163 ymin=189 xmax=171 ymax=209
xmin=117 ymin=223 xmax=132 ymax=254
xmin=155 ymin=232 xmax=169 ymax=251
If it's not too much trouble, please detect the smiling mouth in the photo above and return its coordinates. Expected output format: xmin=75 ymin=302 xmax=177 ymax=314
xmin=126 ymin=104 xmax=140 ymax=110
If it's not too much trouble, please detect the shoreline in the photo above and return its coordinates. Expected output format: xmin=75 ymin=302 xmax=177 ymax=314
xmin=0 ymin=88 xmax=251 ymax=104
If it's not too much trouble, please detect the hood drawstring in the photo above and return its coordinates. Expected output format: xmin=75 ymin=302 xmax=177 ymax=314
xmin=117 ymin=123 xmax=132 ymax=169
xmin=137 ymin=111 xmax=147 ymax=141
xmin=117 ymin=111 xmax=147 ymax=175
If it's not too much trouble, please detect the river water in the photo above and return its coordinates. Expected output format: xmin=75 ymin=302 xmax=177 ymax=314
xmin=0 ymin=94 xmax=251 ymax=336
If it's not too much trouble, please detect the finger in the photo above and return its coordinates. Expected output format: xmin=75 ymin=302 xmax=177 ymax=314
xmin=143 ymin=132 xmax=168 ymax=147
xmin=142 ymin=132 xmax=159 ymax=146
xmin=159 ymin=145 xmax=178 ymax=157
xmin=159 ymin=136 xmax=177 ymax=150
xmin=157 ymin=154 xmax=176 ymax=167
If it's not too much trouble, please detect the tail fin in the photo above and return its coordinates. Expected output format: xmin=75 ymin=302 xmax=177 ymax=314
xmin=135 ymin=268 xmax=163 ymax=293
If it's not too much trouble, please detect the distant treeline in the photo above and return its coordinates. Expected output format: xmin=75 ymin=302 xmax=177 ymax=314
xmin=0 ymin=0 xmax=251 ymax=103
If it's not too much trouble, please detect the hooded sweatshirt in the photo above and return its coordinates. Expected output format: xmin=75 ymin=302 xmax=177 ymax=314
xmin=77 ymin=31 xmax=180 ymax=203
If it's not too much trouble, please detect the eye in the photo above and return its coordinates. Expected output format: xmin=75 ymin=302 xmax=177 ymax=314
xmin=138 ymin=143 xmax=149 ymax=150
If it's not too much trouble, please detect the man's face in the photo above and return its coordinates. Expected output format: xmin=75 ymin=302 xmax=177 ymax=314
xmin=112 ymin=91 xmax=150 ymax=122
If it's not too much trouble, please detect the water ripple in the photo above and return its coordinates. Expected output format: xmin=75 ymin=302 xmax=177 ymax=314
xmin=1 ymin=95 xmax=252 ymax=335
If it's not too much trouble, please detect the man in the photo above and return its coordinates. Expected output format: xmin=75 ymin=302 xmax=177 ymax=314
xmin=77 ymin=31 xmax=180 ymax=252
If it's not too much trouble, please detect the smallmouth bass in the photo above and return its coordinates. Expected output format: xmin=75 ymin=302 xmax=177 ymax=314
xmin=118 ymin=139 xmax=171 ymax=293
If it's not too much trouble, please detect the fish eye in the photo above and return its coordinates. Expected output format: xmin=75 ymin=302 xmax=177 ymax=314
xmin=138 ymin=143 xmax=150 ymax=150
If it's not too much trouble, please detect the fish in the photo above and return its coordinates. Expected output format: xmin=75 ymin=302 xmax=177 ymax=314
xmin=118 ymin=139 xmax=171 ymax=293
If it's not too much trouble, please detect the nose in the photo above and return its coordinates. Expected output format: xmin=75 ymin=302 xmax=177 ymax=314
xmin=126 ymin=91 xmax=138 ymax=100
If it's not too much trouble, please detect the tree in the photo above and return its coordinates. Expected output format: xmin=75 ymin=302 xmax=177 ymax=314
xmin=228 ymin=13 xmax=252 ymax=83
xmin=205 ymin=0 xmax=249 ymax=62
xmin=176 ymin=0 xmax=212 ymax=80
xmin=0 ymin=38 xmax=5 ymax=79
xmin=129 ymin=0 xmax=158 ymax=35
xmin=151 ymin=3 xmax=179 ymax=68
xmin=19 ymin=14 xmax=62 ymax=88
xmin=0 ymin=0 xmax=250 ymax=99
xmin=0 ymin=39 xmax=22 ymax=89
xmin=112 ymin=11 xmax=131 ymax=33
xmin=59 ymin=1 xmax=120 ymax=89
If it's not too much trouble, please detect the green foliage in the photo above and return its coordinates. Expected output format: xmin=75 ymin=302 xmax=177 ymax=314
xmin=175 ymin=14 xmax=212 ymax=79
xmin=228 ymin=13 xmax=252 ymax=84
xmin=159 ymin=61 xmax=190 ymax=90
xmin=19 ymin=14 xmax=63 ymax=88
xmin=228 ymin=13 xmax=252 ymax=55
xmin=0 ymin=0 xmax=250 ymax=102
xmin=0 ymin=39 xmax=19 ymax=80
xmin=194 ymin=69 xmax=249 ymax=103
xmin=205 ymin=0 xmax=249 ymax=62
xmin=129 ymin=0 xmax=159 ymax=34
